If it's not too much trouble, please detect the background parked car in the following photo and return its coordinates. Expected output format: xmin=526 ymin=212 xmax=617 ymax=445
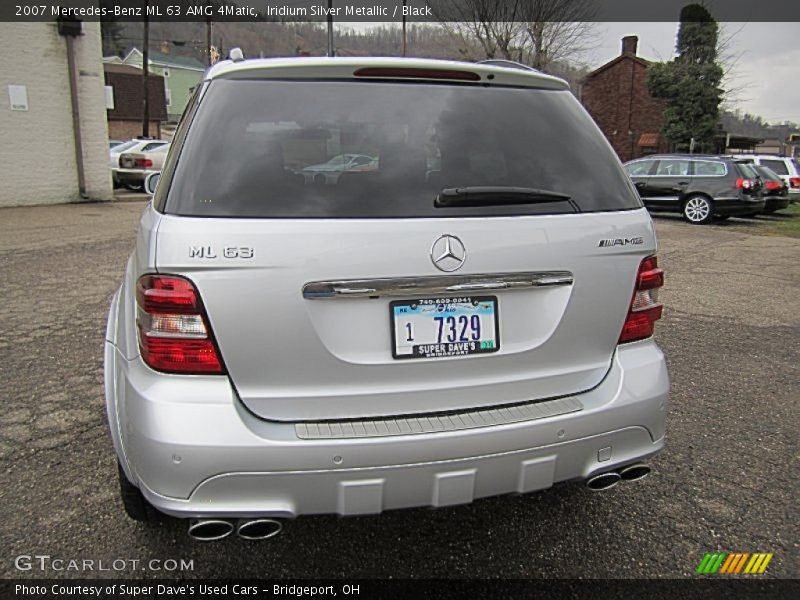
xmin=624 ymin=154 xmax=765 ymax=224
xmin=300 ymin=153 xmax=378 ymax=184
xmin=116 ymin=143 xmax=171 ymax=191
xmin=109 ymin=139 xmax=168 ymax=188
xmin=750 ymin=165 xmax=790 ymax=214
xmin=730 ymin=154 xmax=800 ymax=202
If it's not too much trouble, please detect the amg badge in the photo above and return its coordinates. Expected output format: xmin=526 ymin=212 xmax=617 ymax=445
xmin=598 ymin=237 xmax=644 ymax=248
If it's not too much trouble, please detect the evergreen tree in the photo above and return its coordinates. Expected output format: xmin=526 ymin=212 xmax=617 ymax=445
xmin=648 ymin=4 xmax=724 ymax=153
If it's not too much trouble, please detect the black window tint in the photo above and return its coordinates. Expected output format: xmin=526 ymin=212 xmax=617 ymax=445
xmin=761 ymin=159 xmax=789 ymax=175
xmin=165 ymin=79 xmax=640 ymax=218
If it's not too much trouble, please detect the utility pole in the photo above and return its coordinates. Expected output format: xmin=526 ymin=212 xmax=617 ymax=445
xmin=142 ymin=1 xmax=150 ymax=138
xmin=402 ymin=0 xmax=407 ymax=56
xmin=326 ymin=0 xmax=334 ymax=57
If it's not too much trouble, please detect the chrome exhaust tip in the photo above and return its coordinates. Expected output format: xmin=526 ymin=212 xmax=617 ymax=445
xmin=188 ymin=519 xmax=234 ymax=541
xmin=237 ymin=518 xmax=283 ymax=540
xmin=586 ymin=471 xmax=622 ymax=491
xmin=619 ymin=463 xmax=651 ymax=482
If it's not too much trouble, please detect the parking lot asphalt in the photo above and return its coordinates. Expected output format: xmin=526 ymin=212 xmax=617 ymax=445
xmin=0 ymin=201 xmax=797 ymax=579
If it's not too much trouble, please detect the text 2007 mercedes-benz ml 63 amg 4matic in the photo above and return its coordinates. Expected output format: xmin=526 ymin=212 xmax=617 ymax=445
xmin=105 ymin=56 xmax=669 ymax=541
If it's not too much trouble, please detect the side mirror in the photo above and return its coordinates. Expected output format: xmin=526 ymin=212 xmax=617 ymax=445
xmin=143 ymin=172 xmax=161 ymax=196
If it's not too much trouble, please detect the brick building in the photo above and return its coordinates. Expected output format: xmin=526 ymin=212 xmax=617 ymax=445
xmin=581 ymin=36 xmax=670 ymax=163
xmin=0 ymin=22 xmax=113 ymax=206
xmin=103 ymin=63 xmax=167 ymax=140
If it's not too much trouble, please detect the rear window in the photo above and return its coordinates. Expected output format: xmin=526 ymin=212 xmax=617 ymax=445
xmin=693 ymin=160 xmax=726 ymax=176
xmin=113 ymin=140 xmax=138 ymax=153
xmin=736 ymin=163 xmax=759 ymax=179
xmin=760 ymin=159 xmax=789 ymax=175
xmin=142 ymin=142 xmax=167 ymax=152
xmin=164 ymin=79 xmax=640 ymax=218
xmin=753 ymin=165 xmax=781 ymax=182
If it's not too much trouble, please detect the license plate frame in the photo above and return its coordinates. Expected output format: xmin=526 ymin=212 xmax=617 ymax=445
xmin=390 ymin=296 xmax=500 ymax=360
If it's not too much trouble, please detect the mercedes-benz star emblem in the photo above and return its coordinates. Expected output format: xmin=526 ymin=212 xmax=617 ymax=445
xmin=430 ymin=234 xmax=466 ymax=272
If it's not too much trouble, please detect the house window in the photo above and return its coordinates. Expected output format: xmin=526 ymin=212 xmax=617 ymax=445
xmin=104 ymin=85 xmax=115 ymax=110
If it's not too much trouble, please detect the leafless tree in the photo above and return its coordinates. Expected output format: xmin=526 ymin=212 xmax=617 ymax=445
xmin=715 ymin=22 xmax=750 ymax=110
xmin=428 ymin=0 xmax=598 ymax=71
xmin=428 ymin=0 xmax=527 ymax=60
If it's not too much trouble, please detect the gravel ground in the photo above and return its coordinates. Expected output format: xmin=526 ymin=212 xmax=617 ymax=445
xmin=0 ymin=201 xmax=797 ymax=579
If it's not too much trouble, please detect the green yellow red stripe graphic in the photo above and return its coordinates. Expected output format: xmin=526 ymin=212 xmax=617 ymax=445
xmin=696 ymin=552 xmax=773 ymax=574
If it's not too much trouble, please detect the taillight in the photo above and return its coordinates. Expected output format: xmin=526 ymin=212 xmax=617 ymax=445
xmin=735 ymin=178 xmax=755 ymax=189
xmin=135 ymin=275 xmax=225 ymax=374
xmin=764 ymin=180 xmax=782 ymax=191
xmin=619 ymin=256 xmax=664 ymax=344
xmin=135 ymin=158 xmax=154 ymax=168
xmin=789 ymin=177 xmax=800 ymax=189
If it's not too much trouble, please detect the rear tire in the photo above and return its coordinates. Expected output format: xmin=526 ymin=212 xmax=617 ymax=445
xmin=683 ymin=195 xmax=714 ymax=224
xmin=117 ymin=462 xmax=160 ymax=522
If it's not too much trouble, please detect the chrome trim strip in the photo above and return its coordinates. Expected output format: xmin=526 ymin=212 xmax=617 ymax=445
xmin=295 ymin=396 xmax=583 ymax=439
xmin=302 ymin=271 xmax=573 ymax=299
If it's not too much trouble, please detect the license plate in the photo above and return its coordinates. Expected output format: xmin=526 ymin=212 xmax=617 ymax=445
xmin=390 ymin=296 xmax=500 ymax=360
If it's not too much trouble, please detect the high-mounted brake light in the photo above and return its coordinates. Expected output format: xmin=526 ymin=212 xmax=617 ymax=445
xmin=619 ymin=256 xmax=664 ymax=344
xmin=136 ymin=275 xmax=225 ymax=374
xmin=353 ymin=67 xmax=481 ymax=81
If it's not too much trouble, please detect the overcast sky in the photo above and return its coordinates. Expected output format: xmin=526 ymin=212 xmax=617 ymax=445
xmin=342 ymin=20 xmax=798 ymax=124
xmin=593 ymin=22 xmax=800 ymax=123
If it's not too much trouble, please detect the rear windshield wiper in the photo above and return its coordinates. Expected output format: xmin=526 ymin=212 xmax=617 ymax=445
xmin=435 ymin=186 xmax=575 ymax=209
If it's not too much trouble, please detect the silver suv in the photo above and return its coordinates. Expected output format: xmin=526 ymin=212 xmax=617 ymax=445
xmin=105 ymin=57 xmax=669 ymax=541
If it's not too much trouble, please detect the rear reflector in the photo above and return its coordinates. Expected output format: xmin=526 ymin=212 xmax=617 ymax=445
xmin=136 ymin=275 xmax=225 ymax=374
xmin=353 ymin=67 xmax=481 ymax=81
xmin=619 ymin=256 xmax=664 ymax=344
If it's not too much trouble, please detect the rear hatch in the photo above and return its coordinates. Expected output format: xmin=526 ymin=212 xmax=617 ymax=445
xmin=153 ymin=71 xmax=655 ymax=421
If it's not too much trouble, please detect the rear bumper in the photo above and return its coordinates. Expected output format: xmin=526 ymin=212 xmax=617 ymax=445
xmin=107 ymin=340 xmax=669 ymax=518
xmin=115 ymin=168 xmax=157 ymax=186
xmin=764 ymin=195 xmax=790 ymax=211
xmin=715 ymin=196 xmax=766 ymax=216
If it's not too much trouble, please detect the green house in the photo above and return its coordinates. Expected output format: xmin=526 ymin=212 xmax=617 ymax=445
xmin=119 ymin=48 xmax=205 ymax=122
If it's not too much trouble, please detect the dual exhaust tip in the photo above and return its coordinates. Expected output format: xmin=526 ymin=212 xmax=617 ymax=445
xmin=188 ymin=518 xmax=283 ymax=542
xmin=188 ymin=464 xmax=651 ymax=538
xmin=586 ymin=463 xmax=651 ymax=491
